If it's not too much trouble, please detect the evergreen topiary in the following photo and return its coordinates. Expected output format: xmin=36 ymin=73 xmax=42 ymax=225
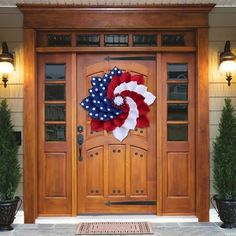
xmin=0 ymin=99 xmax=21 ymax=201
xmin=213 ymin=98 xmax=236 ymax=200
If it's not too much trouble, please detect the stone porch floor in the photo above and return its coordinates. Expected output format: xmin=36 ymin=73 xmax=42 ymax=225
xmin=0 ymin=223 xmax=236 ymax=236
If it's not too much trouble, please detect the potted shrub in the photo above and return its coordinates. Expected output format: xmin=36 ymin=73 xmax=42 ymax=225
xmin=0 ymin=99 xmax=21 ymax=231
xmin=212 ymin=98 xmax=236 ymax=228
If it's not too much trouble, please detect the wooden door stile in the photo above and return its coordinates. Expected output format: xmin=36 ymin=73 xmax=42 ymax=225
xmin=71 ymin=53 xmax=78 ymax=216
xmin=196 ymin=28 xmax=209 ymax=222
xmin=23 ymin=28 xmax=37 ymax=223
xmin=156 ymin=53 xmax=163 ymax=215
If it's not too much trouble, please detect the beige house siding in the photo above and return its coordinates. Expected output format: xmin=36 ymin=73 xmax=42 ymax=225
xmin=0 ymin=6 xmax=236 ymax=212
xmin=0 ymin=7 xmax=23 ymax=202
xmin=209 ymin=7 xmax=236 ymax=201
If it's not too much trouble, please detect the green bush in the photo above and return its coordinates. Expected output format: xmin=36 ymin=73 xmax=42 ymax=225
xmin=213 ymin=98 xmax=236 ymax=200
xmin=0 ymin=99 xmax=21 ymax=201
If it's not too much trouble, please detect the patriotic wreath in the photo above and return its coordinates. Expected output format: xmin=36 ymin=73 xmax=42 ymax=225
xmin=80 ymin=67 xmax=156 ymax=141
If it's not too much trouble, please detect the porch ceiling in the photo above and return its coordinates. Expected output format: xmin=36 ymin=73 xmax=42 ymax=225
xmin=1 ymin=0 xmax=236 ymax=7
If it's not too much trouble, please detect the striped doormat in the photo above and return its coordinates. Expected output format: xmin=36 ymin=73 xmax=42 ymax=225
xmin=75 ymin=222 xmax=153 ymax=235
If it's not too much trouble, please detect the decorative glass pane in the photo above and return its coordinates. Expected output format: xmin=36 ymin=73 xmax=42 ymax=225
xmin=167 ymin=124 xmax=188 ymax=141
xmin=45 ymin=64 xmax=65 ymax=81
xmin=168 ymin=64 xmax=188 ymax=80
xmin=45 ymin=84 xmax=65 ymax=101
xmin=48 ymin=34 xmax=71 ymax=47
xmin=133 ymin=34 xmax=157 ymax=46
xmin=45 ymin=124 xmax=66 ymax=141
xmin=45 ymin=104 xmax=66 ymax=121
xmin=104 ymin=34 xmax=128 ymax=47
xmin=77 ymin=34 xmax=100 ymax=46
xmin=168 ymin=104 xmax=188 ymax=121
xmin=168 ymin=84 xmax=188 ymax=101
xmin=162 ymin=34 xmax=185 ymax=46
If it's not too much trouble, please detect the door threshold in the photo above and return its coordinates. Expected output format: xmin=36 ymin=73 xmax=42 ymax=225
xmin=16 ymin=210 xmax=221 ymax=224
xmin=35 ymin=214 xmax=198 ymax=224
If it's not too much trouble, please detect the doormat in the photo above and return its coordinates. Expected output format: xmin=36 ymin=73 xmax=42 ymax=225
xmin=75 ymin=222 xmax=153 ymax=235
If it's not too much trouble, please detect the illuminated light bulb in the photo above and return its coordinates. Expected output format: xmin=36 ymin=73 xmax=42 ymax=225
xmin=0 ymin=62 xmax=14 ymax=74
xmin=219 ymin=60 xmax=236 ymax=74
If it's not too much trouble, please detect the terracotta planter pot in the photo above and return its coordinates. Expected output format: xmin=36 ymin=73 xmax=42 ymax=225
xmin=0 ymin=197 xmax=22 ymax=231
xmin=212 ymin=195 xmax=236 ymax=228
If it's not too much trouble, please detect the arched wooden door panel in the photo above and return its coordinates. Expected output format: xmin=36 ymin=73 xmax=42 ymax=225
xmin=77 ymin=54 xmax=157 ymax=214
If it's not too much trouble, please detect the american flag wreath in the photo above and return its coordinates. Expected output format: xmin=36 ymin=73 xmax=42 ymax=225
xmin=80 ymin=67 xmax=156 ymax=141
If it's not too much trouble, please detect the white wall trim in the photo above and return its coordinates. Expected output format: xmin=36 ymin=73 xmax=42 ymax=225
xmin=215 ymin=5 xmax=236 ymax=7
xmin=0 ymin=6 xmax=17 ymax=7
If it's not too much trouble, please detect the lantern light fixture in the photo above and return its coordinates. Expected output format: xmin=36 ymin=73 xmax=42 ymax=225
xmin=219 ymin=40 xmax=236 ymax=86
xmin=0 ymin=42 xmax=14 ymax=88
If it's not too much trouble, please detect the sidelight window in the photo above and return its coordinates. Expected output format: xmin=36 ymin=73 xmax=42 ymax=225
xmin=167 ymin=63 xmax=189 ymax=141
xmin=44 ymin=64 xmax=67 ymax=141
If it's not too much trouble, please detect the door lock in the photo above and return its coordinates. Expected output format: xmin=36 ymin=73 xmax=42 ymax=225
xmin=77 ymin=125 xmax=83 ymax=133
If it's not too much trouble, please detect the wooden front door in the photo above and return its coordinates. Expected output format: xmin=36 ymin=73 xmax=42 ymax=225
xmin=36 ymin=52 xmax=195 ymax=216
xmin=77 ymin=54 xmax=157 ymax=214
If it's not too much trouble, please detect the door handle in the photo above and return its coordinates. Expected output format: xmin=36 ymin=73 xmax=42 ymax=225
xmin=77 ymin=125 xmax=84 ymax=162
xmin=78 ymin=133 xmax=84 ymax=161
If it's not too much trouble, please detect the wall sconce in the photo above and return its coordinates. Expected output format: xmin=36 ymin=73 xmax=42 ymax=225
xmin=0 ymin=42 xmax=14 ymax=88
xmin=219 ymin=40 xmax=236 ymax=86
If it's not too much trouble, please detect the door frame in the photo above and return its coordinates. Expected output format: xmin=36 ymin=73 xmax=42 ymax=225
xmin=19 ymin=4 xmax=214 ymax=223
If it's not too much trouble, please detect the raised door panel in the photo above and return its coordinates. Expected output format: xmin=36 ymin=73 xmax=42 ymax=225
xmin=108 ymin=145 xmax=126 ymax=196
xmin=167 ymin=152 xmax=188 ymax=197
xmin=86 ymin=147 xmax=104 ymax=196
xmin=45 ymin=153 xmax=67 ymax=197
xmin=130 ymin=147 xmax=147 ymax=196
